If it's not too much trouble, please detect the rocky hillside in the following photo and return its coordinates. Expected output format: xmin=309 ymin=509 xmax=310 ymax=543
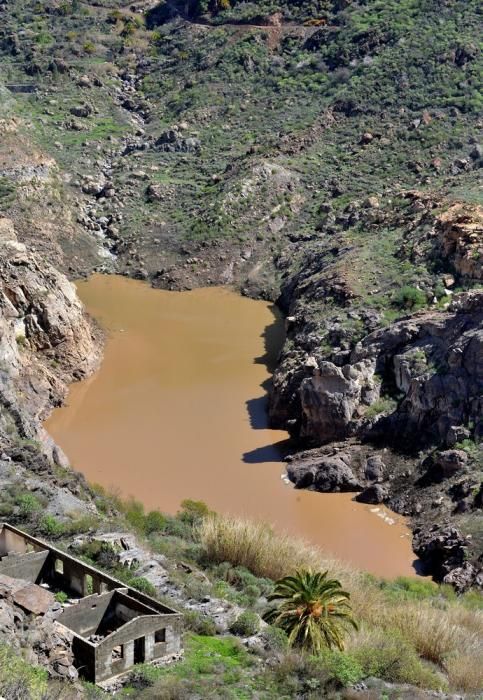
xmin=0 ymin=0 xmax=481 ymax=592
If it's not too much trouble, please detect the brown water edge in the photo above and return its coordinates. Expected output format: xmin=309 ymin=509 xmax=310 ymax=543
xmin=45 ymin=274 xmax=417 ymax=578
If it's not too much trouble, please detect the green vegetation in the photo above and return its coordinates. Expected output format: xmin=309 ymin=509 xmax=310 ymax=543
xmin=230 ymin=610 xmax=261 ymax=636
xmin=263 ymin=570 xmax=357 ymax=652
xmin=54 ymin=590 xmax=69 ymax=604
xmin=0 ymin=177 xmax=16 ymax=210
xmin=393 ymin=285 xmax=428 ymax=310
xmin=365 ymin=397 xmax=398 ymax=419
xmin=0 ymin=643 xmax=48 ymax=699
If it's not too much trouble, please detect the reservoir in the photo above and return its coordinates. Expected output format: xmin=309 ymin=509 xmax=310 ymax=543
xmin=45 ymin=274 xmax=416 ymax=578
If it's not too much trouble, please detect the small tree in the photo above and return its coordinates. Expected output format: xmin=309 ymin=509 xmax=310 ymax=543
xmin=263 ymin=570 xmax=357 ymax=653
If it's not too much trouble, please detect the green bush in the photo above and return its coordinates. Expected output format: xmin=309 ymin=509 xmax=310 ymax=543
xmin=17 ymin=493 xmax=42 ymax=518
xmin=38 ymin=514 xmax=65 ymax=538
xmin=365 ymin=397 xmax=398 ymax=419
xmin=261 ymin=625 xmax=289 ymax=652
xmin=145 ymin=509 xmax=166 ymax=534
xmin=230 ymin=610 xmax=260 ymax=636
xmin=0 ymin=177 xmax=16 ymax=209
xmin=393 ymin=285 xmax=427 ymax=310
xmin=124 ymin=497 xmax=147 ymax=533
xmin=184 ymin=610 xmax=217 ymax=636
xmin=352 ymin=629 xmax=445 ymax=689
xmin=54 ymin=591 xmax=69 ymax=604
xmin=319 ymin=650 xmax=364 ymax=687
xmin=129 ymin=576 xmax=157 ymax=597
xmin=162 ymin=516 xmax=195 ymax=540
xmin=178 ymin=499 xmax=211 ymax=526
xmin=0 ymin=643 xmax=48 ymax=698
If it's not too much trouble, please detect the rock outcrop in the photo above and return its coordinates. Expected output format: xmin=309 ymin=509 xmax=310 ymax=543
xmin=0 ymin=216 xmax=101 ymax=457
xmin=436 ymin=202 xmax=483 ymax=281
xmin=273 ymin=291 xmax=483 ymax=451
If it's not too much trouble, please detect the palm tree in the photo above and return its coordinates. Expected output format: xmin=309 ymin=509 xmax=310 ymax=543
xmin=263 ymin=570 xmax=358 ymax=653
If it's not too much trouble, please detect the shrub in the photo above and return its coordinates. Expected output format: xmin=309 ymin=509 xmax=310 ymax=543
xmin=55 ymin=591 xmax=69 ymax=604
xmin=350 ymin=627 xmax=445 ymax=689
xmin=178 ymin=499 xmax=211 ymax=526
xmin=0 ymin=643 xmax=48 ymax=698
xmin=145 ymin=509 xmax=166 ymax=534
xmin=162 ymin=516 xmax=194 ymax=540
xmin=130 ymin=577 xmax=157 ymax=597
xmin=393 ymin=285 xmax=427 ymax=310
xmin=212 ymin=563 xmax=272 ymax=599
xmin=38 ymin=514 xmax=65 ymax=538
xmin=0 ymin=177 xmax=16 ymax=208
xmin=17 ymin=493 xmax=42 ymax=518
xmin=183 ymin=576 xmax=211 ymax=601
xmin=261 ymin=625 xmax=289 ymax=652
xmin=124 ymin=497 xmax=146 ymax=533
xmin=365 ymin=397 xmax=398 ymax=419
xmin=184 ymin=610 xmax=217 ymax=636
xmin=319 ymin=650 xmax=364 ymax=687
xmin=230 ymin=611 xmax=260 ymax=636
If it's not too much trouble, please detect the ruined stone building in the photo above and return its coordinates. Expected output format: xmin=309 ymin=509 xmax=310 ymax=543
xmin=0 ymin=523 xmax=183 ymax=684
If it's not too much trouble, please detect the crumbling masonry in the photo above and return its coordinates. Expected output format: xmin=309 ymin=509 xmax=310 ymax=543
xmin=0 ymin=523 xmax=183 ymax=683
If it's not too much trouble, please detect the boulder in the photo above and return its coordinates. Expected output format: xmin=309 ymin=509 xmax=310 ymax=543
xmin=287 ymin=454 xmax=361 ymax=492
xmin=364 ymin=455 xmax=385 ymax=482
xmin=413 ymin=525 xmax=469 ymax=582
xmin=356 ymin=484 xmax=388 ymax=504
xmin=299 ymin=359 xmax=378 ymax=443
xmin=69 ymin=104 xmax=92 ymax=118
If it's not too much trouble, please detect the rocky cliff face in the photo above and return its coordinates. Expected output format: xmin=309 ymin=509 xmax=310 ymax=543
xmin=276 ymin=291 xmax=483 ymax=449
xmin=0 ymin=216 xmax=101 ymax=461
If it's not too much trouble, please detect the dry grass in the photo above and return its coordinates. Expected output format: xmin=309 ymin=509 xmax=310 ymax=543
xmin=198 ymin=514 xmax=358 ymax=583
xmin=446 ymin=651 xmax=483 ymax=692
xmin=379 ymin=603 xmax=458 ymax=664
xmin=198 ymin=514 xmax=483 ymax=692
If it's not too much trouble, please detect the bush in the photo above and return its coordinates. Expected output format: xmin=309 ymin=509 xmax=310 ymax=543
xmin=145 ymin=509 xmax=166 ymax=534
xmin=261 ymin=625 xmax=289 ymax=652
xmin=319 ymin=650 xmax=364 ymax=687
xmin=0 ymin=643 xmax=48 ymax=698
xmin=350 ymin=628 xmax=445 ymax=689
xmin=17 ymin=493 xmax=42 ymax=518
xmin=178 ymin=499 xmax=211 ymax=526
xmin=55 ymin=591 xmax=69 ymax=604
xmin=0 ymin=177 xmax=16 ymax=208
xmin=129 ymin=577 xmax=157 ymax=597
xmin=38 ymin=514 xmax=65 ymax=538
xmin=183 ymin=576 xmax=211 ymax=602
xmin=393 ymin=285 xmax=427 ymax=310
xmin=230 ymin=611 xmax=260 ymax=636
xmin=184 ymin=610 xmax=217 ymax=636
xmin=365 ymin=397 xmax=398 ymax=419
xmin=124 ymin=497 xmax=147 ymax=533
xmin=212 ymin=563 xmax=272 ymax=599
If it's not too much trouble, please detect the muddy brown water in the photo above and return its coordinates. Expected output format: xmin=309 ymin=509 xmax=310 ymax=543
xmin=45 ymin=274 xmax=416 ymax=578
